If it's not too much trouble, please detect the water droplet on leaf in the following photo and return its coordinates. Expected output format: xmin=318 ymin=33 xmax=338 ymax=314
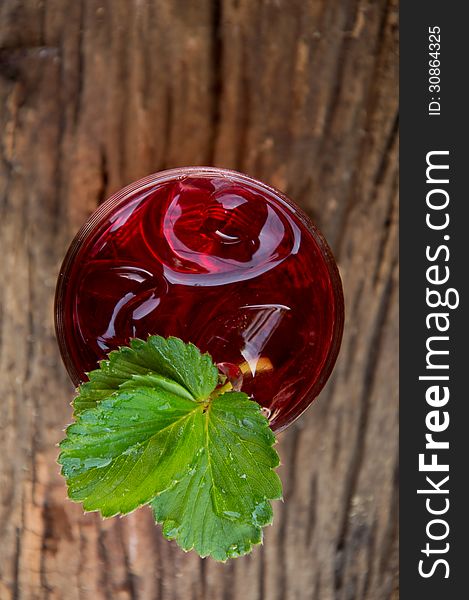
xmin=223 ymin=511 xmax=241 ymax=519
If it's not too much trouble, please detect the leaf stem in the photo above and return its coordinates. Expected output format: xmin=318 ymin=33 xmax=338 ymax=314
xmin=210 ymin=381 xmax=233 ymax=399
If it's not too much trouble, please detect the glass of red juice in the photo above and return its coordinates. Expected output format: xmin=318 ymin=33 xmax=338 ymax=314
xmin=55 ymin=167 xmax=344 ymax=432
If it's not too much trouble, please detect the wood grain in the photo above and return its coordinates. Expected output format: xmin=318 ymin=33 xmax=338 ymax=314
xmin=0 ymin=1 xmax=398 ymax=598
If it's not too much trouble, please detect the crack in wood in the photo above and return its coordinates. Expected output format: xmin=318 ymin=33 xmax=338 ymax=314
xmin=334 ymin=263 xmax=396 ymax=594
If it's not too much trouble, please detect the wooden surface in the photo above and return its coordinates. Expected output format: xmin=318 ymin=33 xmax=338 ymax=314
xmin=0 ymin=1 xmax=398 ymax=598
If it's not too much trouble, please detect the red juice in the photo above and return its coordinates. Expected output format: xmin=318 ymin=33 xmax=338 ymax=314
xmin=55 ymin=167 xmax=344 ymax=431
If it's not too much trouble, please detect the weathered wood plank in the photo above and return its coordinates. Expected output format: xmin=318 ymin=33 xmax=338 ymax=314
xmin=0 ymin=1 xmax=398 ymax=598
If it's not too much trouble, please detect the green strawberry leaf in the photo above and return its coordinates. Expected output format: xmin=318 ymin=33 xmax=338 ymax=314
xmin=59 ymin=387 xmax=204 ymax=516
xmin=153 ymin=448 xmax=263 ymax=561
xmin=58 ymin=335 xmax=282 ymax=560
xmin=152 ymin=392 xmax=282 ymax=560
xmin=75 ymin=335 xmax=218 ymax=414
